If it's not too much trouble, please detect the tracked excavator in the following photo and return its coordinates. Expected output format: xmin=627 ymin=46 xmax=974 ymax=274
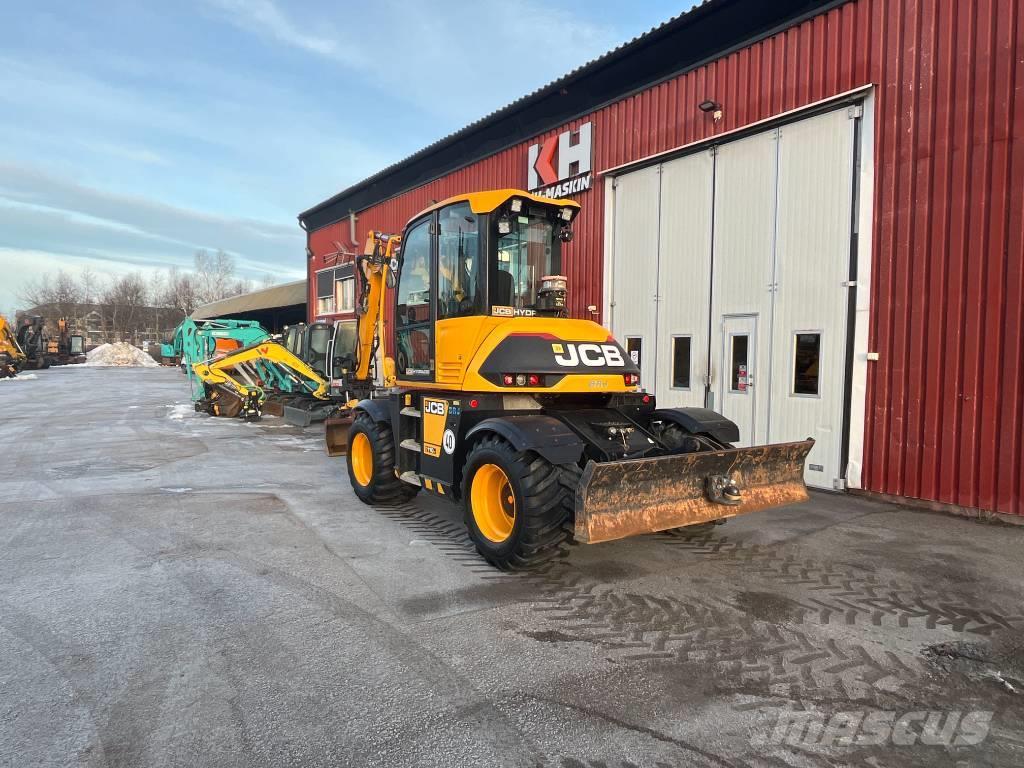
xmin=321 ymin=189 xmax=813 ymax=569
xmin=14 ymin=316 xmax=49 ymax=370
xmin=171 ymin=317 xmax=332 ymax=421
xmin=47 ymin=318 xmax=85 ymax=365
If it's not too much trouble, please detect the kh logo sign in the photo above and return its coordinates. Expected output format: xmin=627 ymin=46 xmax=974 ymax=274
xmin=528 ymin=122 xmax=593 ymax=198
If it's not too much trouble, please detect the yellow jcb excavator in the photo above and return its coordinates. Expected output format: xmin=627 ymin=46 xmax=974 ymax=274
xmin=0 ymin=315 xmax=26 ymax=378
xmin=320 ymin=189 xmax=813 ymax=569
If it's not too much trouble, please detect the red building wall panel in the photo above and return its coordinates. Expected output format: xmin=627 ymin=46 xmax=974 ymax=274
xmin=306 ymin=0 xmax=1023 ymax=516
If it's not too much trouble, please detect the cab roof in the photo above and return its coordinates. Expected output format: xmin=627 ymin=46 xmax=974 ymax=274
xmin=409 ymin=189 xmax=581 ymax=225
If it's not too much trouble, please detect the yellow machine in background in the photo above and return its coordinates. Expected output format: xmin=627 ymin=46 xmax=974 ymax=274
xmin=190 ymin=338 xmax=332 ymax=421
xmin=322 ymin=189 xmax=813 ymax=570
xmin=0 ymin=315 xmax=26 ymax=378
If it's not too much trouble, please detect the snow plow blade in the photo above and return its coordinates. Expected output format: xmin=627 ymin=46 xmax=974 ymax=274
xmin=574 ymin=439 xmax=815 ymax=544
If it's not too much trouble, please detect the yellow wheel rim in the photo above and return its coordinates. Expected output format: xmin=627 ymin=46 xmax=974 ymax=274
xmin=350 ymin=432 xmax=373 ymax=487
xmin=471 ymin=464 xmax=516 ymax=543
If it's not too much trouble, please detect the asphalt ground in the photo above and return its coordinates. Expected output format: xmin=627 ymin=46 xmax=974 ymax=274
xmin=1 ymin=366 xmax=1022 ymax=767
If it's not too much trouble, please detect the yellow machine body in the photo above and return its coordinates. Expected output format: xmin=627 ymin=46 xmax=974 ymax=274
xmin=322 ymin=189 xmax=812 ymax=568
xmin=0 ymin=315 xmax=27 ymax=378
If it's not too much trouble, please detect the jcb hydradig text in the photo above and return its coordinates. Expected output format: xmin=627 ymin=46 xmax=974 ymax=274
xmin=325 ymin=189 xmax=813 ymax=569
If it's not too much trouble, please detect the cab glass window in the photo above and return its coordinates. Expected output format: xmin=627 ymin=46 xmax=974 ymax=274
xmin=495 ymin=207 xmax=560 ymax=311
xmin=437 ymin=203 xmax=482 ymax=319
xmin=396 ymin=218 xmax=433 ymax=377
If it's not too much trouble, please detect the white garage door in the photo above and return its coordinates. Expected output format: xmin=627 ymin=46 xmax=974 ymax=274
xmin=607 ymin=107 xmax=859 ymax=489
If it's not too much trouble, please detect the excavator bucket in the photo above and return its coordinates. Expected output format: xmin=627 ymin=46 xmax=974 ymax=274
xmin=261 ymin=399 xmax=285 ymax=418
xmin=574 ymin=439 xmax=815 ymax=544
xmin=283 ymin=402 xmax=335 ymax=428
xmin=324 ymin=411 xmax=356 ymax=457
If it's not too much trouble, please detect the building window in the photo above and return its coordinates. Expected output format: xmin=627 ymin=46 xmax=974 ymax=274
xmin=316 ymin=269 xmax=334 ymax=314
xmin=793 ymin=332 xmax=821 ymax=396
xmin=316 ymin=266 xmax=355 ymax=315
xmin=730 ymin=334 xmax=749 ymax=392
xmin=625 ymin=337 xmax=642 ymax=368
xmin=335 ymin=277 xmax=355 ymax=313
xmin=671 ymin=336 xmax=691 ymax=389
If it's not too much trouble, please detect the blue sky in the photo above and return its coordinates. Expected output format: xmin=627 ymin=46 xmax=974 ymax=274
xmin=0 ymin=1 xmax=688 ymax=314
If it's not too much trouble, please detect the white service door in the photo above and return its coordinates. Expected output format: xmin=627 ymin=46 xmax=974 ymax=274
xmin=719 ymin=315 xmax=759 ymax=447
xmin=608 ymin=166 xmax=661 ymax=387
xmin=769 ymin=108 xmax=855 ymax=487
xmin=604 ymin=106 xmax=859 ymax=489
xmin=656 ymin=150 xmax=714 ymax=408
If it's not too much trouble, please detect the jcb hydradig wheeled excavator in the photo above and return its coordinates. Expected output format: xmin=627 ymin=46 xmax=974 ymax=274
xmin=324 ymin=189 xmax=813 ymax=569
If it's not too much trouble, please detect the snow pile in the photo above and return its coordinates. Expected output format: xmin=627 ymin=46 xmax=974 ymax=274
xmin=85 ymin=342 xmax=160 ymax=367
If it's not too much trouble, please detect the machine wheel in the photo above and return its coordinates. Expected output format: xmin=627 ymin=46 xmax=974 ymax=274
xmin=462 ymin=436 xmax=570 ymax=570
xmin=347 ymin=411 xmax=418 ymax=505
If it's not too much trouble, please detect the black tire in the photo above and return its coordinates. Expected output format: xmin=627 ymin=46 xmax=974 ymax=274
xmin=462 ymin=436 xmax=571 ymax=570
xmin=347 ymin=411 xmax=419 ymax=505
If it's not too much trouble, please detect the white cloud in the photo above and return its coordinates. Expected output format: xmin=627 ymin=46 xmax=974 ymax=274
xmin=0 ymin=162 xmax=300 ymax=257
xmin=0 ymin=164 xmax=306 ymax=313
xmin=77 ymin=140 xmax=168 ymax=167
xmin=201 ymin=0 xmax=620 ymax=123
xmin=203 ymin=0 xmax=361 ymax=66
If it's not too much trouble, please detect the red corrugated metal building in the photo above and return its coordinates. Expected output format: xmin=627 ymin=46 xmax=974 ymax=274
xmin=299 ymin=0 xmax=1023 ymax=519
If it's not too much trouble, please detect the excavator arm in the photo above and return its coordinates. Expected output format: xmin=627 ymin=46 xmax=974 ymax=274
xmin=191 ymin=340 xmax=330 ymax=419
xmin=353 ymin=231 xmax=401 ymax=385
xmin=323 ymin=231 xmax=401 ymax=455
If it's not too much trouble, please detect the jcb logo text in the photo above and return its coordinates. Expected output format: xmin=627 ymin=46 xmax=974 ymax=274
xmin=552 ymin=343 xmax=626 ymax=368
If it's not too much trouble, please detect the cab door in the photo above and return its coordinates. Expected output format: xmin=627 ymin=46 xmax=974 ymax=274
xmin=394 ymin=216 xmax=435 ymax=381
xmin=434 ymin=201 xmax=485 ymax=386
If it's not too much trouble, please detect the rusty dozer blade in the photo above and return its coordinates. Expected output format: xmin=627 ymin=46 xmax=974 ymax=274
xmin=574 ymin=439 xmax=815 ymax=544
xmin=324 ymin=411 xmax=355 ymax=457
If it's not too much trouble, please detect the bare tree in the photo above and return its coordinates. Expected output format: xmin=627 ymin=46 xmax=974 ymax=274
xmin=99 ymin=272 xmax=148 ymax=342
xmin=80 ymin=267 xmax=99 ymax=305
xmin=157 ymin=266 xmax=201 ymax=316
xmin=17 ymin=273 xmax=55 ymax=307
xmin=17 ymin=269 xmax=82 ymax=317
xmin=148 ymin=271 xmax=167 ymax=309
xmin=51 ymin=270 xmax=83 ymax=318
xmin=194 ymin=249 xmax=240 ymax=304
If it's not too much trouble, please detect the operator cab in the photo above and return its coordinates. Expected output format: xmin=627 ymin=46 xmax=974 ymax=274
xmin=393 ymin=191 xmax=580 ymax=381
xmin=283 ymin=322 xmax=333 ymax=377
